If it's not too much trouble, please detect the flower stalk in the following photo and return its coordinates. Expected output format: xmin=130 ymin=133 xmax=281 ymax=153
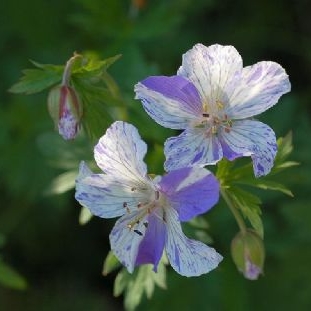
xmin=220 ymin=187 xmax=247 ymax=234
xmin=61 ymin=53 xmax=82 ymax=86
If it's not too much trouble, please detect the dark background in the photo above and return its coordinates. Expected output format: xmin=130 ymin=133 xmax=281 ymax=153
xmin=1 ymin=0 xmax=311 ymax=310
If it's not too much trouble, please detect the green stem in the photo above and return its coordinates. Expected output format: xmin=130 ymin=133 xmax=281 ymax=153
xmin=62 ymin=53 xmax=82 ymax=86
xmin=221 ymin=187 xmax=247 ymax=234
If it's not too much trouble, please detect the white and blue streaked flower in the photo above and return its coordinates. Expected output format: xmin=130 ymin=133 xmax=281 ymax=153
xmin=135 ymin=43 xmax=291 ymax=177
xmin=75 ymin=121 xmax=222 ymax=277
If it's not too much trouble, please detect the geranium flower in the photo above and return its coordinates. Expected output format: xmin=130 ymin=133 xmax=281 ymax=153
xmin=135 ymin=44 xmax=291 ymax=177
xmin=75 ymin=121 xmax=222 ymax=277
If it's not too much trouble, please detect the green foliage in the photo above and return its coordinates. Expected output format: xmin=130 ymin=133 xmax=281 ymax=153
xmin=9 ymin=61 xmax=63 ymax=95
xmin=1 ymin=0 xmax=311 ymax=310
xmin=102 ymin=251 xmax=121 ymax=276
xmin=0 ymin=259 xmax=27 ymax=290
xmin=9 ymin=53 xmax=124 ymax=141
xmin=114 ymin=262 xmax=167 ymax=311
xmin=217 ymin=133 xmax=296 ymax=238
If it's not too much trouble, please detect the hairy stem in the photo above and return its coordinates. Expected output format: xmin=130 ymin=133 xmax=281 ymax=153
xmin=221 ymin=187 xmax=247 ymax=234
xmin=62 ymin=53 xmax=82 ymax=86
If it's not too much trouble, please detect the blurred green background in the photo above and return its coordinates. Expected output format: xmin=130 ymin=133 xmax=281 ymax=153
xmin=1 ymin=0 xmax=311 ymax=310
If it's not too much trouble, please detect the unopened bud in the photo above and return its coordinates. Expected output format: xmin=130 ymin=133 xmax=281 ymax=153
xmin=231 ymin=229 xmax=265 ymax=280
xmin=47 ymin=85 xmax=83 ymax=140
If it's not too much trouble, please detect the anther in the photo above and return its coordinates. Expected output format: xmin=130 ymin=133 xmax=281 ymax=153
xmin=134 ymin=229 xmax=143 ymax=236
xmin=202 ymin=113 xmax=210 ymax=118
xmin=216 ymin=100 xmax=224 ymax=109
xmin=143 ymin=222 xmax=148 ymax=228
xmin=155 ymin=191 xmax=160 ymax=200
xmin=162 ymin=210 xmax=167 ymax=223
xmin=123 ymin=202 xmax=131 ymax=213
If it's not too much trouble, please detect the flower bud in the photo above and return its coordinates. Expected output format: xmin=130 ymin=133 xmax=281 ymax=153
xmin=231 ymin=229 xmax=265 ymax=280
xmin=48 ymin=85 xmax=83 ymax=140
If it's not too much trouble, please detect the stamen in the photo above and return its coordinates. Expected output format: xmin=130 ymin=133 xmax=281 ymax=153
xmin=155 ymin=190 xmax=160 ymax=200
xmin=216 ymin=100 xmax=224 ymax=110
xmin=123 ymin=202 xmax=131 ymax=213
xmin=162 ymin=210 xmax=167 ymax=223
xmin=134 ymin=229 xmax=143 ymax=236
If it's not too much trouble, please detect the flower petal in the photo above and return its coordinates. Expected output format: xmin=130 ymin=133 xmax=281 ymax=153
xmin=110 ymin=211 xmax=149 ymax=273
xmin=135 ymin=76 xmax=202 ymax=129
xmin=227 ymin=61 xmax=291 ymax=119
xmin=178 ymin=44 xmax=242 ymax=106
xmin=135 ymin=213 xmax=166 ymax=271
xmin=75 ymin=162 xmax=150 ymax=218
xmin=219 ymin=120 xmax=277 ymax=177
xmin=164 ymin=128 xmax=223 ymax=171
xmin=158 ymin=167 xmax=219 ymax=221
xmin=94 ymin=121 xmax=148 ymax=184
xmin=164 ymin=208 xmax=223 ymax=277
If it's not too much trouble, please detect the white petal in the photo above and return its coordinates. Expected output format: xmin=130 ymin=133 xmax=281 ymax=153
xmin=110 ymin=211 xmax=148 ymax=273
xmin=94 ymin=121 xmax=149 ymax=184
xmin=227 ymin=61 xmax=291 ymax=119
xmin=75 ymin=163 xmax=151 ymax=218
xmin=134 ymin=76 xmax=202 ymax=129
xmin=219 ymin=120 xmax=277 ymax=177
xmin=178 ymin=44 xmax=243 ymax=107
xmin=165 ymin=208 xmax=223 ymax=277
xmin=164 ymin=128 xmax=223 ymax=171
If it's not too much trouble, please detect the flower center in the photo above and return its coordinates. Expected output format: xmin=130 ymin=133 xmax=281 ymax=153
xmin=125 ymin=188 xmax=166 ymax=235
xmin=195 ymin=100 xmax=232 ymax=135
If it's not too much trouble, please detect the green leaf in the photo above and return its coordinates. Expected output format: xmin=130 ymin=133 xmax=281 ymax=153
xmin=46 ymin=170 xmax=77 ymax=195
xmin=275 ymin=131 xmax=294 ymax=163
xmin=79 ymin=206 xmax=93 ymax=225
xmin=0 ymin=259 xmax=27 ymax=290
xmin=236 ymin=179 xmax=294 ymax=197
xmin=188 ymin=216 xmax=210 ymax=230
xmin=9 ymin=62 xmax=63 ymax=94
xmin=271 ymin=131 xmax=299 ymax=174
xmin=216 ymin=158 xmax=235 ymax=182
xmin=74 ymin=54 xmax=122 ymax=75
xmin=114 ymin=262 xmax=167 ymax=311
xmin=102 ymin=251 xmax=121 ymax=276
xmin=228 ymin=186 xmax=264 ymax=238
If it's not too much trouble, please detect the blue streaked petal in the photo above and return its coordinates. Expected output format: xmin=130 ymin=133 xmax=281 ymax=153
xmin=219 ymin=120 xmax=277 ymax=177
xmin=135 ymin=213 xmax=166 ymax=271
xmin=178 ymin=44 xmax=242 ymax=106
xmin=164 ymin=129 xmax=223 ymax=171
xmin=94 ymin=121 xmax=148 ymax=183
xmin=135 ymin=76 xmax=202 ymax=129
xmin=110 ymin=211 xmax=149 ymax=273
xmin=75 ymin=162 xmax=150 ymax=218
xmin=165 ymin=208 xmax=223 ymax=277
xmin=227 ymin=61 xmax=291 ymax=119
xmin=158 ymin=167 xmax=219 ymax=221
